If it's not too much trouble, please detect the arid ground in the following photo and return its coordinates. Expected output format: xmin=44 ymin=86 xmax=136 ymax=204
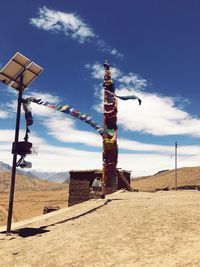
xmin=1 ymin=190 xmax=200 ymax=266
xmin=0 ymin=190 xmax=68 ymax=227
xmin=131 ymin=166 xmax=200 ymax=191
xmin=1 ymin=167 xmax=200 ymax=266
xmin=0 ymin=171 xmax=68 ymax=227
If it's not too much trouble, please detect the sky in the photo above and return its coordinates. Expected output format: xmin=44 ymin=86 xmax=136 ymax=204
xmin=1 ymin=0 xmax=200 ymax=177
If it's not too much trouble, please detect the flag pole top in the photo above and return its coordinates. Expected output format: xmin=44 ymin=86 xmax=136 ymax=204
xmin=103 ymin=60 xmax=110 ymax=70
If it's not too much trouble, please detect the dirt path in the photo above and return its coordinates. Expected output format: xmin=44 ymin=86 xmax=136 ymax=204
xmin=1 ymin=190 xmax=200 ymax=266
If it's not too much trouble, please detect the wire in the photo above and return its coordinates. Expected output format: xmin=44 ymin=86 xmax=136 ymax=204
xmin=178 ymin=150 xmax=200 ymax=163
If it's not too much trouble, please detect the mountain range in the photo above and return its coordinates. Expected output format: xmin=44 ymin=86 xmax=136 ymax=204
xmin=132 ymin=166 xmax=200 ymax=190
xmin=0 ymin=161 xmax=70 ymax=183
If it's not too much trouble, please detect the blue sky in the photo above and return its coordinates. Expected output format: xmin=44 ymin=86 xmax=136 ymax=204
xmin=1 ymin=0 xmax=200 ymax=176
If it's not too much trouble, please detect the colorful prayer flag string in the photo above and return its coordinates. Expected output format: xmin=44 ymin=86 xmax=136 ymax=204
xmin=23 ymin=97 xmax=113 ymax=138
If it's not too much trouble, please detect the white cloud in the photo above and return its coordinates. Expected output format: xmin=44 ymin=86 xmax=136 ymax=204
xmin=3 ymin=86 xmax=200 ymax=155
xmin=116 ymin=88 xmax=200 ymax=137
xmin=0 ymin=130 xmax=16 ymax=142
xmin=118 ymin=138 xmax=200 ymax=156
xmin=30 ymin=6 xmax=123 ymax=57
xmin=41 ymin=114 xmax=102 ymax=147
xmin=0 ymin=129 xmax=45 ymax=145
xmin=1 ymin=137 xmax=200 ymax=175
xmin=20 ymin=100 xmax=200 ymax=156
xmin=118 ymin=138 xmax=173 ymax=153
xmin=30 ymin=6 xmax=95 ymax=43
xmin=0 ymin=109 xmax=8 ymax=119
xmin=4 ymin=91 xmax=62 ymax=119
xmin=3 ymin=89 xmax=102 ymax=147
xmin=118 ymin=73 xmax=148 ymax=90
xmin=2 ymin=85 xmax=200 ymax=176
xmin=26 ymin=91 xmax=61 ymax=103
xmin=86 ymin=63 xmax=147 ymax=90
xmin=29 ymin=144 xmax=102 ymax=172
xmin=118 ymin=152 xmax=200 ymax=177
xmin=0 ymin=135 xmax=102 ymax=172
xmin=23 ymin=91 xmax=63 ymax=118
xmin=96 ymin=40 xmax=124 ymax=58
xmin=86 ymin=63 xmax=122 ymax=80
xmin=22 ymin=91 xmax=102 ymax=146
xmin=88 ymin=63 xmax=200 ymax=138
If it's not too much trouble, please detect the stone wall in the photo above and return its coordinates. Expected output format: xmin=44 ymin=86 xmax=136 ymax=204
xmin=68 ymin=170 xmax=96 ymax=206
xmin=68 ymin=169 xmax=132 ymax=206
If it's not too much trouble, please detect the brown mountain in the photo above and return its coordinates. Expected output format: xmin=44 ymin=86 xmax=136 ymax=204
xmin=0 ymin=171 xmax=67 ymax=192
xmin=131 ymin=166 xmax=200 ymax=190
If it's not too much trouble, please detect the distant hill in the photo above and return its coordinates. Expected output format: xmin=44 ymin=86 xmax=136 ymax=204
xmin=0 ymin=161 xmax=69 ymax=183
xmin=132 ymin=166 xmax=200 ymax=190
xmin=31 ymin=170 xmax=70 ymax=183
xmin=0 ymin=161 xmax=12 ymax=172
xmin=0 ymin=171 xmax=67 ymax=192
xmin=153 ymin=169 xmax=169 ymax=176
xmin=0 ymin=161 xmax=39 ymax=179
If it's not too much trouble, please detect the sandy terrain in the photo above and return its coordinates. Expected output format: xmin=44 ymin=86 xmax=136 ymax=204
xmin=1 ymin=190 xmax=200 ymax=266
xmin=0 ymin=190 xmax=68 ymax=227
xmin=132 ymin=166 xmax=200 ymax=190
xmin=0 ymin=171 xmax=68 ymax=192
xmin=0 ymin=170 xmax=68 ymax=226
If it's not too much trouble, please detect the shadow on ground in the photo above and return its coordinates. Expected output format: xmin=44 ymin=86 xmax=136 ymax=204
xmin=1 ymin=198 xmax=126 ymax=238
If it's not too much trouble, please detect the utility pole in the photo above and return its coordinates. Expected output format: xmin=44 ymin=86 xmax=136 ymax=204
xmin=175 ymin=141 xmax=178 ymax=190
xmin=6 ymin=74 xmax=23 ymax=233
xmin=0 ymin=52 xmax=43 ymax=233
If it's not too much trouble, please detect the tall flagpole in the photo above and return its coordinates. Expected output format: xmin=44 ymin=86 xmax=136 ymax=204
xmin=101 ymin=60 xmax=118 ymax=197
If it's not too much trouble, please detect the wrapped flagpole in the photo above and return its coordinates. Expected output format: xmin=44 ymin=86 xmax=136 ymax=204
xmin=101 ymin=60 xmax=118 ymax=197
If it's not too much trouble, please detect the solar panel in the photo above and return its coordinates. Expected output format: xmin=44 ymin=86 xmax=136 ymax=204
xmin=0 ymin=52 xmax=44 ymax=90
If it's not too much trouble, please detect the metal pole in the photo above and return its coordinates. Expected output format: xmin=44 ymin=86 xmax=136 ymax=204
xmin=6 ymin=74 xmax=23 ymax=234
xmin=175 ymin=141 xmax=178 ymax=190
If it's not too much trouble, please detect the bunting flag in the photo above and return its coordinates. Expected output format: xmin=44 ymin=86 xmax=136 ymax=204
xmin=22 ymin=90 xmax=141 ymax=146
xmin=105 ymin=89 xmax=142 ymax=105
xmin=15 ymin=99 xmax=35 ymax=169
xmin=22 ymin=98 xmax=34 ymax=142
xmin=115 ymin=94 xmax=142 ymax=105
xmin=22 ymin=97 xmax=114 ymax=138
